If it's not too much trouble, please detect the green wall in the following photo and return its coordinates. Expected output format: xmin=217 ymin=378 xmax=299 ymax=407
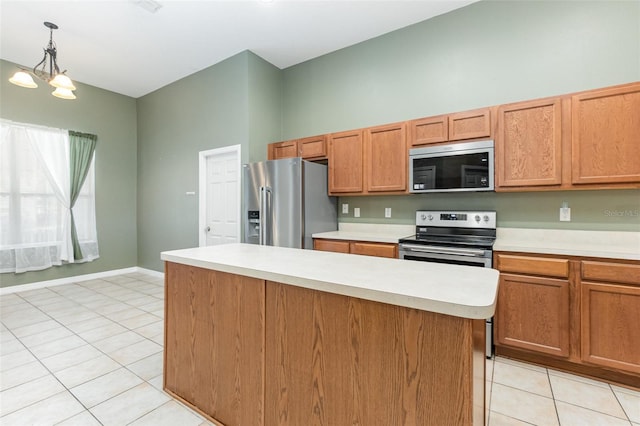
xmin=281 ymin=0 xmax=640 ymax=231
xmin=136 ymin=51 xmax=282 ymax=272
xmin=0 ymin=59 xmax=138 ymax=287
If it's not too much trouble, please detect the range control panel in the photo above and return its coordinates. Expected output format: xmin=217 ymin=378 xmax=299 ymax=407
xmin=415 ymin=210 xmax=496 ymax=229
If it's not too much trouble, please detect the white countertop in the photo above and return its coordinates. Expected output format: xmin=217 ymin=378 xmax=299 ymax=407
xmin=161 ymin=243 xmax=499 ymax=320
xmin=312 ymin=223 xmax=414 ymax=243
xmin=494 ymin=228 xmax=640 ymax=261
xmin=314 ymin=223 xmax=640 ymax=261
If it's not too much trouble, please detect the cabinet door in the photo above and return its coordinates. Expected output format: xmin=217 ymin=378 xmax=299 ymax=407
xmin=581 ymin=282 xmax=640 ymax=374
xmin=313 ymin=238 xmax=350 ymax=253
xmin=572 ymin=83 xmax=640 ymax=185
xmin=496 ymin=98 xmax=563 ymax=188
xmin=299 ymin=135 xmax=327 ymax=160
xmin=409 ymin=115 xmax=448 ymax=146
xmin=269 ymin=140 xmax=299 ymax=160
xmin=350 ymin=242 xmax=398 ymax=258
xmin=496 ymin=273 xmax=570 ymax=358
xmin=365 ymin=123 xmax=407 ymax=192
xmin=328 ymin=130 xmax=364 ymax=193
xmin=164 ymin=262 xmax=265 ymax=425
xmin=448 ymin=108 xmax=491 ymax=141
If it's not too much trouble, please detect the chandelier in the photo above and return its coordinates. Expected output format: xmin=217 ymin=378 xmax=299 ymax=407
xmin=9 ymin=22 xmax=77 ymax=100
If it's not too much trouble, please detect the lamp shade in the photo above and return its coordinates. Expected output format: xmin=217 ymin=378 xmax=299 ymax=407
xmin=52 ymin=87 xmax=76 ymax=99
xmin=50 ymin=74 xmax=76 ymax=90
xmin=9 ymin=71 xmax=38 ymax=88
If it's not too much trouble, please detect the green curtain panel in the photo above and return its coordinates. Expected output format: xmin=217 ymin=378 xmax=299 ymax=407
xmin=69 ymin=130 xmax=97 ymax=261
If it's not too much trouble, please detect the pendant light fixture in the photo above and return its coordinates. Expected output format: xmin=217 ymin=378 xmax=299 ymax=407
xmin=8 ymin=21 xmax=77 ymax=100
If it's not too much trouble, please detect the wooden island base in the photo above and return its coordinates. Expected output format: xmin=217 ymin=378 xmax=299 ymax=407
xmin=164 ymin=262 xmax=487 ymax=426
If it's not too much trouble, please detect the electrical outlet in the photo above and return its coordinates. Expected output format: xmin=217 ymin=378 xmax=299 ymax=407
xmin=560 ymin=207 xmax=571 ymax=221
xmin=342 ymin=204 xmax=349 ymax=214
xmin=354 ymin=207 xmax=360 ymax=218
xmin=385 ymin=207 xmax=392 ymax=218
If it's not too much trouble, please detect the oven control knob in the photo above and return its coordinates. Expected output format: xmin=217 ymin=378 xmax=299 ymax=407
xmin=427 ymin=214 xmax=434 ymax=221
xmin=420 ymin=213 xmax=427 ymax=220
xmin=483 ymin=215 xmax=490 ymax=222
xmin=474 ymin=215 xmax=481 ymax=222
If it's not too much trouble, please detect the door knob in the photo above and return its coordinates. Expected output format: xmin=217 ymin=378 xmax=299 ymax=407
xmin=205 ymin=226 xmax=210 ymax=232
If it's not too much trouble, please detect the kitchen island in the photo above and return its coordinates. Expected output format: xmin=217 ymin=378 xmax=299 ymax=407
xmin=161 ymin=244 xmax=499 ymax=426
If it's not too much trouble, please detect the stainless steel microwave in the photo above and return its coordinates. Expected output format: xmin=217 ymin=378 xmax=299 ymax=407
xmin=409 ymin=140 xmax=494 ymax=193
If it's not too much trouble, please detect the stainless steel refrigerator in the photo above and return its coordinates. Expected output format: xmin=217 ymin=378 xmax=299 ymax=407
xmin=243 ymin=158 xmax=337 ymax=249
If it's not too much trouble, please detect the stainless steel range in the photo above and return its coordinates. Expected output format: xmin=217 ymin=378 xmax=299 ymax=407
xmin=398 ymin=210 xmax=497 ymax=357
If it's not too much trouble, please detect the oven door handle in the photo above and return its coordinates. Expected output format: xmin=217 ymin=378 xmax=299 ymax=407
xmin=399 ymin=244 xmax=487 ymax=257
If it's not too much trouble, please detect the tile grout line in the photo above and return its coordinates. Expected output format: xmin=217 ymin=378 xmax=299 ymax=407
xmin=1 ymin=275 xmax=164 ymax=424
xmin=546 ymin=367 xmax=562 ymax=426
xmin=609 ymin=382 xmax=634 ymax=424
xmin=1 ymin=310 xmax=103 ymax=425
xmin=1 ymin=274 xmax=208 ymax=425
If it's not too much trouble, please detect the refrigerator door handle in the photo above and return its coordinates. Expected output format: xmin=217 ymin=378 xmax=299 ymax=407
xmin=259 ymin=186 xmax=272 ymax=245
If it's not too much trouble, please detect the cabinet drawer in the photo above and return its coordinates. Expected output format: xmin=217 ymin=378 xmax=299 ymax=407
xmin=350 ymin=242 xmax=397 ymax=258
xmin=313 ymin=239 xmax=350 ymax=253
xmin=582 ymin=261 xmax=640 ymax=286
xmin=496 ymin=254 xmax=569 ymax=278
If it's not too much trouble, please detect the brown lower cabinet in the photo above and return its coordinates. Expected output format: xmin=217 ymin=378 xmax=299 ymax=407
xmin=580 ymin=261 xmax=640 ymax=375
xmin=313 ymin=238 xmax=398 ymax=258
xmin=164 ymin=261 xmax=486 ymax=426
xmin=496 ymin=273 xmax=570 ymax=358
xmin=494 ymin=253 xmax=640 ymax=388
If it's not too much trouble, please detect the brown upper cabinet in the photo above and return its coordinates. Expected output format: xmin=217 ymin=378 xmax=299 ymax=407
xmin=328 ymin=130 xmax=364 ymax=193
xmin=409 ymin=108 xmax=491 ymax=147
xmin=409 ymin=114 xmax=448 ymax=146
xmin=365 ymin=122 xmax=407 ymax=193
xmin=571 ymin=83 xmax=640 ymax=185
xmin=328 ymin=124 xmax=407 ymax=196
xmin=267 ymin=135 xmax=327 ymax=161
xmin=298 ymin=135 xmax=327 ymax=160
xmin=268 ymin=139 xmax=299 ymax=160
xmin=496 ymin=81 xmax=640 ymax=191
xmin=268 ymin=81 xmax=639 ymax=194
xmin=496 ymin=97 xmax=564 ymax=188
xmin=449 ymin=108 xmax=492 ymax=141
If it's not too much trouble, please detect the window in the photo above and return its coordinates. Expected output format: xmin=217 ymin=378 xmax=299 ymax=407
xmin=0 ymin=120 xmax=98 ymax=273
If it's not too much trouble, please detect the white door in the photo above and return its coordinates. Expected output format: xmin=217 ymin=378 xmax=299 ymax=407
xmin=198 ymin=145 xmax=241 ymax=247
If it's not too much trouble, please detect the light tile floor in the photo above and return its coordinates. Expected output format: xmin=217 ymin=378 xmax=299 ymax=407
xmin=1 ymin=272 xmax=639 ymax=425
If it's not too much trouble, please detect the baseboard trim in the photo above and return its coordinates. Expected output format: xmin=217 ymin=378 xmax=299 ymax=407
xmin=0 ymin=267 xmax=165 ymax=295
xmin=136 ymin=267 xmax=165 ymax=279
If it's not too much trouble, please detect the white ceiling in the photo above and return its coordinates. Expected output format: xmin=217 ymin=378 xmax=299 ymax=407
xmin=1 ymin=0 xmax=477 ymax=98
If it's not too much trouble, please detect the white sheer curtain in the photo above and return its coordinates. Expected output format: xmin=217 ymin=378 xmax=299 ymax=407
xmin=0 ymin=120 xmax=98 ymax=273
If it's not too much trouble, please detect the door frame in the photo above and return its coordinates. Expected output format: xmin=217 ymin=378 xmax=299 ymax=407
xmin=198 ymin=145 xmax=242 ymax=247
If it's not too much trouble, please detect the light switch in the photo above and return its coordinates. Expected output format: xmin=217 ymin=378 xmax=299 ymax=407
xmin=342 ymin=204 xmax=349 ymax=214
xmin=354 ymin=207 xmax=360 ymax=218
